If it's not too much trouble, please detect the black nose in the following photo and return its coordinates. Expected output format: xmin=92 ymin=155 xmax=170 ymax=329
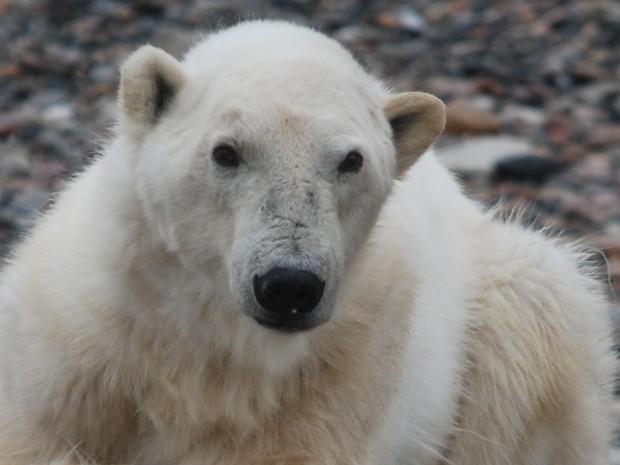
xmin=253 ymin=268 xmax=325 ymax=315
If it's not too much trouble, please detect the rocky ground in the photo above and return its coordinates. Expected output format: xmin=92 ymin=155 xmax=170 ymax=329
xmin=1 ymin=0 xmax=620 ymax=455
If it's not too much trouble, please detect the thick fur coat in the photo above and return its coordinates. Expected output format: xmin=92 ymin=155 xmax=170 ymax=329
xmin=0 ymin=21 xmax=615 ymax=465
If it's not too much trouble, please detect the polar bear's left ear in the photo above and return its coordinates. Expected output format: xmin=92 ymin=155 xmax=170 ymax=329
xmin=119 ymin=45 xmax=187 ymax=132
xmin=385 ymin=92 xmax=446 ymax=177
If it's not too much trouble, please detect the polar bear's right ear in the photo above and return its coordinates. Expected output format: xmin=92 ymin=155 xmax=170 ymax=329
xmin=119 ymin=45 xmax=186 ymax=131
xmin=385 ymin=92 xmax=446 ymax=177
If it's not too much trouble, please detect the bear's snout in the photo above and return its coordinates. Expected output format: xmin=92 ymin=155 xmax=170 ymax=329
xmin=252 ymin=268 xmax=325 ymax=331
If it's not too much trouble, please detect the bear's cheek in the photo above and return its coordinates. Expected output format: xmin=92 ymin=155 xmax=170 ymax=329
xmin=135 ymin=155 xmax=237 ymax=271
xmin=335 ymin=168 xmax=392 ymax=258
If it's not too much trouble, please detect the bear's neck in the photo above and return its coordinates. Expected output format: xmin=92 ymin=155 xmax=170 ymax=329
xmin=113 ymin=237 xmax=404 ymax=455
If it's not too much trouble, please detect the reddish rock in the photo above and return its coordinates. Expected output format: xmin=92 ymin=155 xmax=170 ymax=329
xmin=445 ymin=99 xmax=503 ymax=135
xmin=0 ymin=64 xmax=20 ymax=78
xmin=545 ymin=116 xmax=576 ymax=145
xmin=589 ymin=125 xmax=620 ymax=147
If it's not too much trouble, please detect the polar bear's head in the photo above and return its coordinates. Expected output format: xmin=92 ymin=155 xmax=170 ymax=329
xmin=118 ymin=21 xmax=444 ymax=333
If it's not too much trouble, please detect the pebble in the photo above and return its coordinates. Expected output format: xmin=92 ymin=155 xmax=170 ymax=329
xmin=0 ymin=149 xmax=31 ymax=180
xmin=89 ymin=64 xmax=118 ymax=85
xmin=375 ymin=6 xmax=427 ymax=35
xmin=41 ymin=103 xmax=75 ymax=128
xmin=445 ymin=99 xmax=503 ymax=135
xmin=437 ymin=136 xmax=535 ymax=173
xmin=501 ymin=104 xmax=546 ymax=128
xmin=589 ymin=125 xmax=620 ymax=147
xmin=425 ymin=77 xmax=476 ymax=99
xmin=491 ymin=155 xmax=567 ymax=185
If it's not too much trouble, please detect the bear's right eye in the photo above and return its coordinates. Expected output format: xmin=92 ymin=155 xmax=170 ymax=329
xmin=337 ymin=150 xmax=364 ymax=174
xmin=212 ymin=145 xmax=240 ymax=168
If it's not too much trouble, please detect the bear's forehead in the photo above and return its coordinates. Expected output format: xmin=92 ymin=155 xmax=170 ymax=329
xmin=176 ymin=22 xmax=389 ymax=144
xmin=183 ymin=56 xmax=384 ymax=134
xmin=212 ymin=100 xmax=371 ymax=149
xmin=182 ymin=22 xmax=384 ymax=106
xmin=212 ymin=63 xmax=371 ymax=105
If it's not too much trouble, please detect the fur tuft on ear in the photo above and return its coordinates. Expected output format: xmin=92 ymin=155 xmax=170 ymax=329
xmin=119 ymin=45 xmax=186 ymax=131
xmin=384 ymin=92 xmax=446 ymax=177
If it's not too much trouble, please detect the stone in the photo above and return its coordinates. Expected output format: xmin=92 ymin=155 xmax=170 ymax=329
xmin=491 ymin=155 xmax=567 ymax=184
xmin=589 ymin=125 xmax=620 ymax=147
xmin=445 ymin=99 xmax=503 ymax=134
xmin=437 ymin=136 xmax=535 ymax=174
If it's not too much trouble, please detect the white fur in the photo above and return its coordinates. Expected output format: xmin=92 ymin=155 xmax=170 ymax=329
xmin=369 ymin=153 xmax=480 ymax=464
xmin=0 ymin=21 xmax=615 ymax=465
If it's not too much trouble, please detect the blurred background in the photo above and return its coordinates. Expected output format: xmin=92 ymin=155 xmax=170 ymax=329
xmin=1 ymin=0 xmax=620 ymax=449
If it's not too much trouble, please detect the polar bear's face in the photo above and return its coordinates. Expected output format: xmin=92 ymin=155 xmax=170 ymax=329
xmin=118 ymin=22 xmax=445 ymax=332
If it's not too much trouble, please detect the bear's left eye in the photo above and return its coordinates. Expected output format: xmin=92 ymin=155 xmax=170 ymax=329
xmin=337 ymin=151 xmax=364 ymax=174
xmin=212 ymin=144 xmax=241 ymax=168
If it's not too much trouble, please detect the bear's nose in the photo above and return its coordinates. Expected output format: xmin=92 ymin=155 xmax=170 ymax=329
xmin=253 ymin=268 xmax=325 ymax=315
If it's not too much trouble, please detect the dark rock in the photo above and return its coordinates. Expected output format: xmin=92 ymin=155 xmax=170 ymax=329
xmin=132 ymin=0 xmax=167 ymax=17
xmin=492 ymin=155 xmax=568 ymax=184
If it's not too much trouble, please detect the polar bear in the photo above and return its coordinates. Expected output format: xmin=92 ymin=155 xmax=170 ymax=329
xmin=0 ymin=20 xmax=615 ymax=465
